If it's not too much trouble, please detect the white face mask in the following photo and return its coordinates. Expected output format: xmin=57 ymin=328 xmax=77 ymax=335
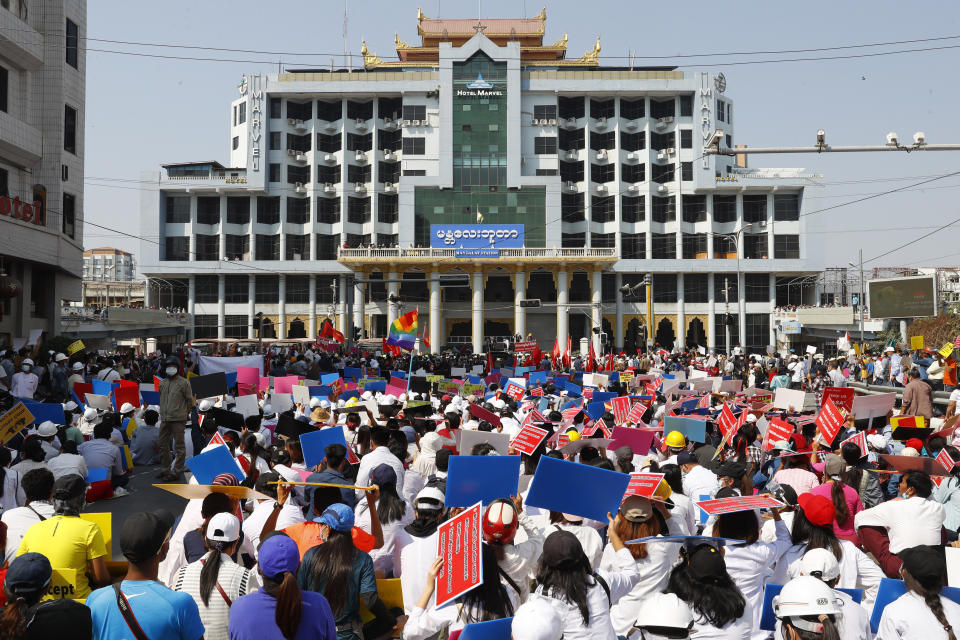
xmin=21 ymin=365 xmax=30 ymax=372
xmin=165 ymin=367 xmax=178 ymax=377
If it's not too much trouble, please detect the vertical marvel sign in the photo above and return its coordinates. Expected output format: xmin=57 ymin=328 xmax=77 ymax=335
xmin=435 ymin=501 xmax=483 ymax=607
xmin=239 ymin=74 xmax=264 ymax=172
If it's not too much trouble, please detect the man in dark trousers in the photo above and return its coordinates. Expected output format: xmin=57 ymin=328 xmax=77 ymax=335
xmin=157 ymin=355 xmax=195 ymax=482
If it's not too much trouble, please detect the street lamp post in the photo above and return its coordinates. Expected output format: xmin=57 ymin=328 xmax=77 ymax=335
xmin=848 ymin=250 xmax=865 ymax=350
xmin=719 ymin=222 xmax=761 ymax=354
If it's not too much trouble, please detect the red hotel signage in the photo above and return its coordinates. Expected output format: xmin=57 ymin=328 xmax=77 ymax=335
xmin=0 ymin=195 xmax=45 ymax=226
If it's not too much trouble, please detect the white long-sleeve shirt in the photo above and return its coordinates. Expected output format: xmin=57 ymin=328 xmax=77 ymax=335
xmin=723 ymin=519 xmax=793 ymax=640
xmin=494 ymin=513 xmax=544 ymax=602
xmin=854 ymin=496 xmax=945 ymax=554
xmin=354 ymin=445 xmax=406 ymax=501
xmin=878 ymin=591 xmax=960 ymax=640
xmin=785 ymin=539 xmax=884 ymax=607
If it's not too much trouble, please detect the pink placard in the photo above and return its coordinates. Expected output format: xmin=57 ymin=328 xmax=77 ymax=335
xmin=274 ymin=376 xmax=299 ymax=394
xmin=237 ymin=366 xmax=260 ymax=385
xmin=259 ymin=377 xmax=271 ymax=392
xmin=385 ymin=383 xmax=407 ymax=397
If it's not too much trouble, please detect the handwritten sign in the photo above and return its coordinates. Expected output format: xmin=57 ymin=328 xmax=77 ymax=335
xmin=435 ymin=502 xmax=483 ymax=608
xmin=67 ymin=339 xmax=85 ymax=355
xmin=822 ymin=387 xmax=855 ymax=413
xmin=0 ymin=402 xmax=35 ymax=445
xmin=696 ymin=495 xmax=784 ymax=516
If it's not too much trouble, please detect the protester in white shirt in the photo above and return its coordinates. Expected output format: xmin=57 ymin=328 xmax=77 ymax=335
xmin=481 ymin=496 xmax=545 ymax=602
xmin=46 ymin=440 xmax=88 ymax=480
xmin=794 ymin=548 xmax=872 ymax=640
xmin=9 ymin=359 xmax=39 ymax=399
xmin=679 ymin=451 xmax=718 ymax=503
xmin=241 ymin=473 xmax=304 ymax=555
xmin=353 ymin=426 xmax=406 ymax=501
xmin=1 ymin=467 xmax=55 ymax=565
xmin=354 ymin=465 xmax=413 ymax=577
xmin=396 ymin=488 xmax=446 ymax=613
xmin=535 ymin=513 xmax=604 ymax=570
xmin=854 ymin=470 xmax=945 ymax=555
xmin=877 ymin=544 xmax=960 ymax=640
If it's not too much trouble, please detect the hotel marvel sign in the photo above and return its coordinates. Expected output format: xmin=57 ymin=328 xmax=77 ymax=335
xmin=457 ymin=74 xmax=504 ymax=97
xmin=0 ymin=190 xmax=45 ymax=227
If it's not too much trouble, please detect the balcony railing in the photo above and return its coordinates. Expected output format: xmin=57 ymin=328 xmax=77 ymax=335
xmin=337 ymin=247 xmax=619 ymax=259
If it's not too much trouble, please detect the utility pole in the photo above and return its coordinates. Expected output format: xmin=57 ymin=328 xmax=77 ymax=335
xmin=848 ymin=251 xmax=866 ymax=351
xmin=645 ymin=274 xmax=653 ymax=351
xmin=723 ymin=277 xmax=730 ymax=355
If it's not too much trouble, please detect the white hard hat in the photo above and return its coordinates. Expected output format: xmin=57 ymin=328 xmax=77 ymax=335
xmin=361 ymin=391 xmax=373 ymax=401
xmin=119 ymin=402 xmax=136 ymax=414
xmin=62 ymin=401 xmax=78 ymax=411
xmin=83 ymin=407 xmax=99 ymax=422
xmin=309 ymin=397 xmax=321 ymax=408
xmin=745 ymin=414 xmax=757 ymax=423
xmin=54 ymin=353 xmax=68 ymax=362
xmin=773 ymin=576 xmax=841 ymax=629
xmin=634 ymin=592 xmax=694 ymax=631
xmin=37 ymin=421 xmax=59 ymax=437
xmin=511 ymin=596 xmax=563 ymax=640
xmin=198 ymin=398 xmax=214 ymax=412
xmin=319 ymin=399 xmax=331 ymax=409
xmin=72 ymin=362 xmax=84 ymax=371
xmin=799 ymin=547 xmax=841 ymax=582
xmin=22 ymin=358 xmax=33 ymax=366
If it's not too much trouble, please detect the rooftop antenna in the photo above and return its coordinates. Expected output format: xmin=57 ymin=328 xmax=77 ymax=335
xmin=343 ymin=0 xmax=348 ymax=68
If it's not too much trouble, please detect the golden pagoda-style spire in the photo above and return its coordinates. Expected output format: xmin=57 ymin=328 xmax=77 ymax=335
xmin=576 ymin=35 xmax=601 ymax=64
xmin=537 ymin=6 xmax=546 ymax=20
xmin=417 ymin=6 xmax=427 ymax=21
xmin=394 ymin=32 xmax=411 ymax=50
xmin=361 ymin=40 xmax=383 ymax=68
xmin=551 ymin=33 xmax=568 ymax=48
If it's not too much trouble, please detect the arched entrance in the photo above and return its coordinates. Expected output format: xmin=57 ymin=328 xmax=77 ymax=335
xmin=288 ymin=317 xmax=306 ymax=338
xmin=261 ymin=317 xmax=276 ymax=339
xmin=686 ymin=318 xmax=705 ymax=349
xmin=655 ymin=318 xmax=675 ymax=350
xmin=624 ymin=318 xmax=641 ymax=354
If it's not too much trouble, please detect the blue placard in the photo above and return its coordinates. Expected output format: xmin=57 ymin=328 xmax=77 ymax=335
xmin=344 ymin=367 xmax=362 ymax=380
xmin=565 ymin=383 xmax=582 ymax=397
xmin=185 ymin=445 xmax=245 ymax=485
xmin=528 ymin=372 xmax=547 ymax=385
xmin=663 ymin=416 xmax=707 ymax=443
xmin=552 ymin=378 xmax=566 ymax=391
xmin=308 ymin=386 xmax=325 ymax=397
xmin=459 ymin=617 xmax=513 ymax=640
xmin=445 ymin=455 xmax=521 ymax=507
xmin=364 ymin=380 xmax=387 ymax=393
xmin=315 ymin=386 xmax=334 ymax=396
xmin=526 ymin=455 xmax=630 ymax=522
xmin=300 ymin=427 xmax=349 ymax=469
xmin=91 ymin=379 xmax=113 ymax=398
xmin=592 ymin=392 xmax=617 ymax=404
xmin=320 ymin=373 xmax=340 ymax=385
xmin=869 ymin=578 xmax=960 ymax=632
xmin=224 ymin=371 xmax=238 ymax=390
xmin=85 ymin=467 xmax=109 ymax=483
xmin=341 ymin=390 xmax=358 ymax=401
xmin=585 ymin=401 xmax=607 ymax=420
xmin=759 ymin=584 xmax=862 ymax=631
xmin=390 ymin=371 xmax=406 ymax=380
xmin=515 ymin=367 xmax=532 ymax=376
xmin=141 ymin=390 xmax=160 ymax=406
xmin=467 ymin=376 xmax=484 ymax=384
xmin=25 ymin=402 xmax=65 ymax=426
xmin=430 ymin=224 xmax=524 ymax=249
xmin=538 ymin=397 xmax=551 ymax=412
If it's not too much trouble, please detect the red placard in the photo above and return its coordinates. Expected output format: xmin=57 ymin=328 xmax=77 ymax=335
xmin=113 ymin=384 xmax=140 ymax=409
xmin=816 ymin=398 xmax=845 ymax=444
xmin=763 ymin=418 xmax=795 ymax=450
xmin=937 ymin=448 xmax=956 ymax=474
xmin=839 ymin=431 xmax=867 ymax=458
xmin=626 ymin=402 xmax=647 ymax=425
xmin=504 ymin=383 xmax=525 ymax=402
xmin=611 ymin=396 xmax=632 ymax=425
xmin=512 ymin=424 xmax=549 ymax=456
xmin=561 ymin=407 xmax=581 ymax=421
xmin=520 ymin=409 xmax=546 ymax=429
xmin=468 ymin=403 xmax=501 ymax=428
xmin=530 ymin=387 xmax=543 ymax=397
xmin=718 ymin=403 xmax=738 ymax=437
xmin=514 ymin=341 xmax=538 ymax=353
xmin=695 ymin=495 xmax=784 ymax=516
xmin=582 ymin=418 xmax=612 ymax=438
xmin=822 ymin=387 xmax=855 ymax=413
xmin=435 ymin=502 xmax=483 ymax=608
xmin=624 ymin=472 xmax=665 ymax=500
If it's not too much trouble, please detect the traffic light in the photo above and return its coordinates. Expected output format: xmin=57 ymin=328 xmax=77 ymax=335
xmin=519 ymin=299 xmax=541 ymax=308
xmin=438 ymin=274 xmax=470 ymax=288
xmin=352 ymin=327 xmax=362 ymax=341
xmin=600 ymin=332 xmax=608 ymax=345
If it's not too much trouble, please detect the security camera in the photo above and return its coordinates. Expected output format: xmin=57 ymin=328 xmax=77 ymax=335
xmin=619 ymin=284 xmax=633 ymax=294
xmin=913 ymin=131 xmax=926 ymax=146
xmin=816 ymin=129 xmax=826 ymax=146
xmin=885 ymin=132 xmax=899 ymax=146
xmin=707 ymin=129 xmax=724 ymax=150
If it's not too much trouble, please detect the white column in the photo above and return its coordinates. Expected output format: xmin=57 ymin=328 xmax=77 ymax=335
xmin=308 ymin=274 xmax=317 ymax=339
xmin=430 ymin=273 xmax=441 ymax=355
xmin=738 ymin=272 xmax=746 ymax=351
xmin=707 ymin=274 xmax=716 ymax=350
xmin=353 ymin=275 xmax=364 ymax=340
xmin=514 ymin=270 xmax=526 ymax=340
xmin=247 ymin=276 xmax=256 ymax=339
xmin=769 ymin=272 xmax=777 ymax=348
xmin=217 ymin=275 xmax=225 ymax=339
xmin=387 ymin=270 xmax=399 ymax=329
xmin=557 ymin=269 xmax=569 ymax=351
xmin=278 ymin=275 xmax=287 ymax=339
xmin=472 ymin=269 xmax=484 ymax=353
xmin=337 ymin=275 xmax=348 ymax=335
xmin=187 ymin=276 xmax=196 ymax=341
xmin=615 ymin=273 xmax=624 ymax=350
xmin=591 ymin=270 xmax=602 ymax=353
xmin=677 ymin=273 xmax=685 ymax=351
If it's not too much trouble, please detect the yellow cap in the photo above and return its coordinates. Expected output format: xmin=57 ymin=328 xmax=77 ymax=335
xmin=664 ymin=430 xmax=686 ymax=448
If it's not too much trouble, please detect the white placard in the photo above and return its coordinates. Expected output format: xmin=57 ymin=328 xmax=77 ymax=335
xmin=269 ymin=393 xmax=293 ymax=414
xmin=471 ymin=365 xmax=484 ymax=375
xmin=26 ymin=329 xmax=42 ymax=346
xmin=451 ymin=367 xmax=467 ymax=377
xmin=234 ymin=394 xmax=260 ymax=418
xmin=84 ymin=393 xmax=112 ymax=411
xmin=805 ymin=345 xmax=817 ymax=355
xmin=593 ymin=374 xmax=609 ymax=387
xmin=291 ymin=385 xmax=311 ymax=406
xmin=773 ymin=387 xmax=806 ymax=411
xmin=948 ymin=546 xmax=960 ymax=588
xmin=459 ymin=430 xmax=511 ymax=456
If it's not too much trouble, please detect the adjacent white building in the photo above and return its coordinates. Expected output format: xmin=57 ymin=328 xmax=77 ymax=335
xmin=0 ymin=0 xmax=86 ymax=340
xmin=140 ymin=9 xmax=821 ymax=353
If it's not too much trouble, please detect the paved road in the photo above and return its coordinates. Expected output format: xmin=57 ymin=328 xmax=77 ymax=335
xmin=85 ymin=464 xmax=188 ymax=561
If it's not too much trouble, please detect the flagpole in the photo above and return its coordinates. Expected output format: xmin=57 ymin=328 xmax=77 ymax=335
xmin=406 ymin=307 xmax=418 ymax=392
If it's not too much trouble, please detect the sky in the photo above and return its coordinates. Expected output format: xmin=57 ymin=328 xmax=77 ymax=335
xmin=83 ymin=0 xmax=960 ymax=275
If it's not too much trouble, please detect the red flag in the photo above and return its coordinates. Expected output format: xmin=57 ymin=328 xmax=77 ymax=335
xmin=585 ymin=341 xmax=595 ymax=373
xmin=551 ymin=339 xmax=560 ymax=370
xmin=486 ymin=350 xmax=493 ymax=375
xmin=531 ymin=344 xmax=542 ymax=368
xmin=563 ymin=336 xmax=572 ymax=369
xmin=423 ymin=328 xmax=430 ymax=349
xmin=320 ymin=320 xmax=334 ymax=339
xmin=331 ymin=328 xmax=345 ymax=344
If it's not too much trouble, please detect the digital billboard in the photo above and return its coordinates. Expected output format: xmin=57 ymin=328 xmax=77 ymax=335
xmin=867 ymin=275 xmax=937 ymax=319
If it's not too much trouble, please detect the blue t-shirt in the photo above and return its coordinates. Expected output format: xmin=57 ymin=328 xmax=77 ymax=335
xmin=87 ymin=579 xmax=204 ymax=640
xmin=228 ymin=589 xmax=337 ymax=640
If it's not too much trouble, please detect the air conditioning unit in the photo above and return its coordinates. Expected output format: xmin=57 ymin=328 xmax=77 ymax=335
xmin=628 ymin=183 xmax=640 ymax=194
xmin=411 ymin=120 xmax=421 ymax=126
xmin=323 ymin=123 xmax=337 ymax=133
xmin=596 ymin=149 xmax=608 ymax=161
xmin=666 ymin=147 xmax=676 ymax=155
xmin=384 ymin=182 xmax=395 ymax=192
xmin=561 ymin=117 xmax=578 ymax=130
xmin=355 ymin=118 xmax=368 ymax=131
xmin=563 ymin=181 xmax=578 ymax=193
xmin=354 ymin=183 xmax=367 ymax=194
xmin=294 ymin=119 xmax=307 ymax=132
xmin=402 ymin=119 xmax=412 ymax=127
xmin=324 ymin=183 xmax=336 ymax=194
xmin=383 ymin=150 xmax=394 ymax=160
xmin=356 ymin=150 xmax=368 ymax=163
xmin=655 ymin=116 xmax=674 ymax=130
xmin=295 ymin=151 xmax=308 ymax=163
xmin=657 ymin=184 xmax=668 ymax=194
xmin=624 ymin=121 xmax=639 ymax=131
xmin=595 ymin=183 xmax=608 ymax=194
xmin=323 ymin=153 xmax=337 ymax=164
xmin=565 ymin=150 xmax=578 ymax=161
xmin=548 ymin=119 xmax=557 ymax=126
xmin=295 ymin=182 xmax=307 ymax=194
xmin=626 ymin=151 xmax=640 ymax=162
xmin=596 ymin=116 xmax=608 ymax=130
xmin=382 ymin=118 xmax=399 ymax=132
xmin=657 ymin=150 xmax=667 ymax=161
xmin=287 ymin=118 xmax=296 ymax=126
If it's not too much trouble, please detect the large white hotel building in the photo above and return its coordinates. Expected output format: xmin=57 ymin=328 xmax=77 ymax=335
xmin=140 ymin=9 xmax=821 ymax=354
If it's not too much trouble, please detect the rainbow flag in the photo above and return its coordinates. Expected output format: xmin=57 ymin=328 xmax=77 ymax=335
xmin=386 ymin=309 xmax=418 ymax=350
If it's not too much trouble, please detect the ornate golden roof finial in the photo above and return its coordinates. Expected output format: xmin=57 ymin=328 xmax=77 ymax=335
xmin=576 ymin=36 xmax=601 ymax=64
xmin=551 ymin=32 xmax=568 ymax=48
xmin=361 ymin=40 xmax=383 ymax=68
xmin=394 ymin=32 xmax=411 ymax=50
xmin=417 ymin=6 xmax=427 ymax=21
xmin=537 ymin=6 xmax=546 ymax=20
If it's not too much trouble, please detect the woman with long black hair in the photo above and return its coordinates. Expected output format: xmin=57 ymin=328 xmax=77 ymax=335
xmin=532 ymin=512 xmax=640 ymax=639
xmin=298 ymin=504 xmax=396 ymax=640
xmin=403 ymin=543 xmax=519 ymax=639
xmin=878 ymin=545 xmax=960 ymax=639
xmin=354 ymin=465 xmax=413 ymax=576
xmin=666 ymin=543 xmax=752 ymax=639
xmin=174 ymin=513 xmax=258 ymax=640
xmin=0 ymin=552 xmax=91 ymax=640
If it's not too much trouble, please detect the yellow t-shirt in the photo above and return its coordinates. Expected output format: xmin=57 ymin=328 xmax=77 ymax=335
xmin=17 ymin=515 xmax=107 ymax=600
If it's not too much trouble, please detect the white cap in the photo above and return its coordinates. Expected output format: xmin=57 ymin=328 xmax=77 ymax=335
xmin=309 ymin=397 xmax=321 ymax=408
xmin=382 ymin=395 xmax=396 ymax=406
xmin=54 ymin=353 xmax=68 ymax=362
xmin=634 ymin=593 xmax=694 ymax=630
xmin=37 ymin=421 xmax=59 ymax=437
xmin=252 ymin=432 xmax=266 ymax=447
xmin=319 ymin=399 xmax=331 ymax=409
xmin=198 ymin=398 xmax=214 ymax=412
xmin=866 ymin=434 xmax=886 ymax=450
xmin=22 ymin=358 xmax=33 ymax=366
xmin=62 ymin=401 xmax=78 ymax=411
xmin=83 ymin=407 xmax=99 ymax=421
xmin=205 ymin=512 xmax=241 ymax=543
xmin=119 ymin=402 xmax=135 ymax=414
xmin=273 ymin=463 xmax=300 ymax=484
xmin=72 ymin=362 xmax=84 ymax=371
xmin=361 ymin=391 xmax=373 ymax=401
xmin=512 ymin=596 xmax=563 ymax=640
xmin=745 ymin=414 xmax=757 ymax=423
xmin=262 ymin=404 xmax=274 ymax=415
xmin=799 ymin=547 xmax=841 ymax=582
xmin=901 ymin=446 xmax=920 ymax=457
xmin=414 ymin=486 xmax=446 ymax=509
xmin=773 ymin=576 xmax=841 ymax=628
xmin=885 ymin=346 xmax=895 ymax=352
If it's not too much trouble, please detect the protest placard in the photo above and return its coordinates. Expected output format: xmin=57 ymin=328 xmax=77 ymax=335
xmin=695 ymin=495 xmax=784 ymax=516
xmin=445 ymin=455 xmax=520 ymax=507
xmin=526 ymin=455 xmax=630 ymax=522
xmin=510 ymin=424 xmax=549 ymax=456
xmin=435 ymin=502 xmax=483 ymax=608
xmin=0 ymin=402 xmax=35 ymax=445
xmin=815 ymin=398 xmax=845 ymax=444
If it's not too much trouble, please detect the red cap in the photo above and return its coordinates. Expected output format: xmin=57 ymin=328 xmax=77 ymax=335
xmin=906 ymin=438 xmax=924 ymax=452
xmin=798 ymin=493 xmax=835 ymax=527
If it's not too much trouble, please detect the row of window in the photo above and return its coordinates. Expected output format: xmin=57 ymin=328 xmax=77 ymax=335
xmin=266 ymin=97 xmax=415 ymax=123
xmin=168 ymin=194 xmax=399 ymax=226
xmin=559 ymin=130 xmax=695 ymax=153
xmin=557 ymin=231 xmax=799 ymax=259
xmin=193 ymin=274 xmax=340 ymax=304
xmin=557 ymin=95 xmax=694 ymax=121
xmin=558 ymin=193 xmax=801 ymax=222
